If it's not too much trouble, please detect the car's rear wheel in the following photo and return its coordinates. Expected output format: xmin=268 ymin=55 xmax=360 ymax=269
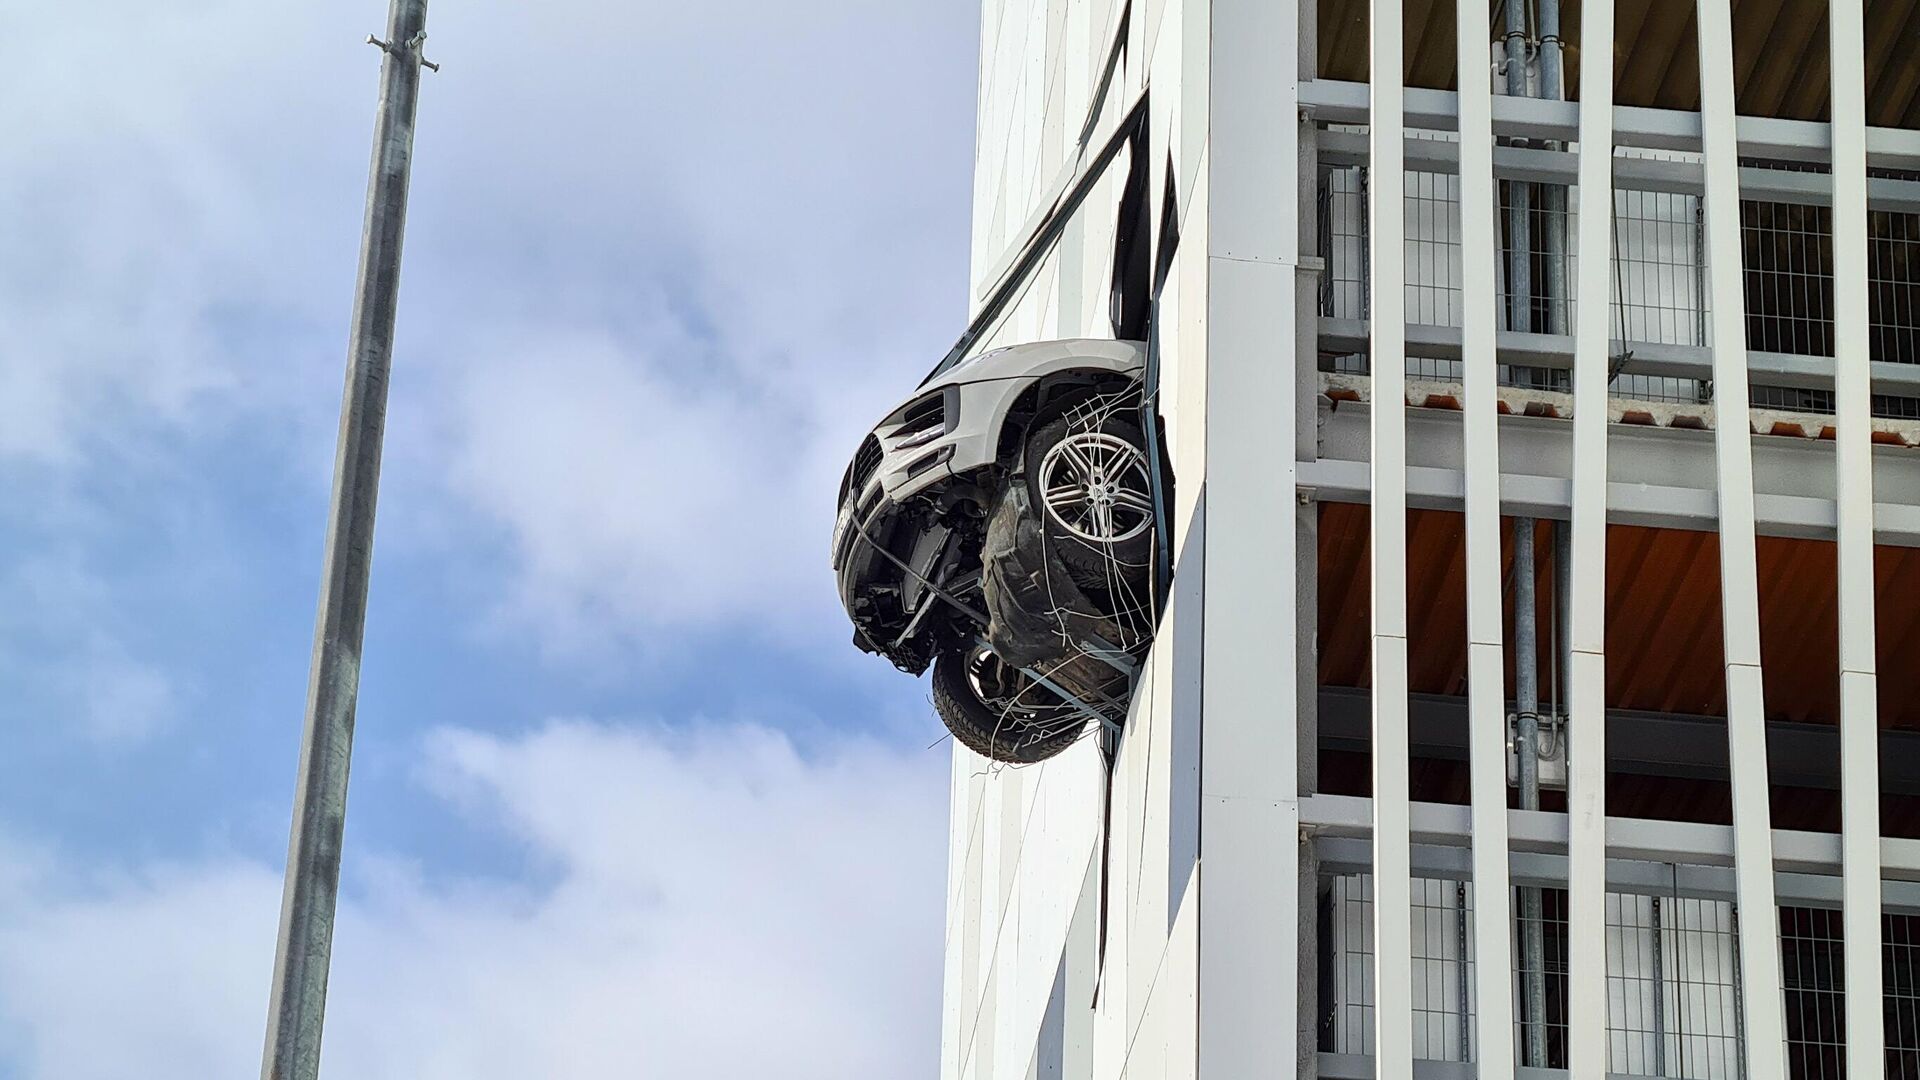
xmin=930 ymin=647 xmax=1087 ymax=763
xmin=1025 ymin=408 xmax=1155 ymax=589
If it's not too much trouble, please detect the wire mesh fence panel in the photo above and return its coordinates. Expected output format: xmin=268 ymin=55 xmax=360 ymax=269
xmin=1610 ymin=372 xmax=1714 ymax=404
xmin=1614 ymin=186 xmax=1710 ymax=349
xmin=1322 ymin=164 xmax=1465 ymax=329
xmin=1750 ymin=384 xmax=1838 ymax=415
xmin=1742 ymin=200 xmax=1836 ymax=358
xmin=1408 ymin=169 xmax=1465 ymax=330
xmin=1660 ymin=897 xmax=1746 ymax=1080
xmin=1316 ymin=876 xmax=1920 ymax=1077
xmin=1876 ymin=394 xmax=1920 ymax=420
xmin=1779 ymin=906 xmax=1846 ymax=1080
xmin=1314 ymin=150 xmax=1920 ymax=410
xmin=1498 ymin=180 xmax=1573 ymax=391
xmin=1749 ymin=384 xmax=1920 ymax=420
xmin=1324 ymin=162 xmax=1369 ymax=324
xmin=1889 ymin=911 xmax=1920 ymax=1079
xmin=1327 ymin=873 xmax=1378 ymax=1056
xmin=1413 ymin=878 xmax=1476 ymax=1062
xmin=1325 ymin=874 xmax=1477 ymax=1062
xmin=1871 ymin=208 xmax=1920 ymax=365
xmin=1500 ymin=181 xmax=1578 ymax=337
xmin=1514 ymin=885 xmax=1571 ymax=1067
xmin=1327 ymin=874 xmax=1752 ymax=1076
xmin=1609 ymin=893 xmax=1668 ymax=1074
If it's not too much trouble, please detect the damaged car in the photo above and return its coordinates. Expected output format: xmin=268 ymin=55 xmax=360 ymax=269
xmin=831 ymin=338 xmax=1164 ymax=764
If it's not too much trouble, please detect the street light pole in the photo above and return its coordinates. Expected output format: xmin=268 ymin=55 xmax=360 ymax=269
xmin=260 ymin=4 xmax=433 ymax=1078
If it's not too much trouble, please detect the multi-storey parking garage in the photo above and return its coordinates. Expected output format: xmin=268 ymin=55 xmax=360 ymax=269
xmin=927 ymin=0 xmax=1920 ymax=1077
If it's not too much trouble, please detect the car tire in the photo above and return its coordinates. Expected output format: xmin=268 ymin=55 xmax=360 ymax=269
xmin=931 ymin=647 xmax=1086 ymax=764
xmin=1024 ymin=407 xmax=1156 ymax=590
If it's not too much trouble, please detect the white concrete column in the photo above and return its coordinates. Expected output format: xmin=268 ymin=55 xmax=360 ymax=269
xmin=1829 ymin=2 xmax=1887 ymax=1075
xmin=1565 ymin=0 xmax=1615 ymax=1075
xmin=1695 ymin=3 xmax=1787 ymax=1076
xmin=1367 ymin=0 xmax=1412 ymax=1075
xmin=1454 ymin=3 xmax=1517 ymax=1076
xmin=1197 ymin=0 xmax=1304 ymax=1071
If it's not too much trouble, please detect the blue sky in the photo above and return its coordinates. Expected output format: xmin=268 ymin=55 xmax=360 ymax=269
xmin=0 ymin=2 xmax=977 ymax=1075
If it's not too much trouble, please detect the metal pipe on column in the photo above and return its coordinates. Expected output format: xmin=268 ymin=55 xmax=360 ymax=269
xmin=1537 ymin=0 xmax=1563 ymax=99
xmin=1513 ymin=517 xmax=1549 ymax=1068
xmin=1501 ymin=8 xmax=1556 ymax=1061
xmin=260 ymin=4 xmax=433 ymax=1079
xmin=1515 ymin=521 xmax=1541 ymax=814
xmin=1538 ymin=0 xmax=1569 ymax=345
xmin=1556 ymin=521 xmax=1572 ymax=727
xmin=1503 ymin=0 xmax=1532 ymax=339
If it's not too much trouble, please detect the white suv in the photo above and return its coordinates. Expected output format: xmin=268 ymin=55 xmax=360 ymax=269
xmin=831 ymin=339 xmax=1160 ymax=763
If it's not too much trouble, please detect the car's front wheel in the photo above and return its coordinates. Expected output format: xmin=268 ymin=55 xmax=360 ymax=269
xmin=1024 ymin=406 xmax=1156 ymax=588
xmin=930 ymin=647 xmax=1087 ymax=763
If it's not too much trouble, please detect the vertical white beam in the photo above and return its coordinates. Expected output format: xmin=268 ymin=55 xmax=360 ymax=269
xmin=1454 ymin=4 xmax=1516 ymax=1076
xmin=1295 ymin=11 xmax=1323 ymax=1080
xmin=1198 ymin=0 xmax=1302 ymax=1073
xmin=1368 ymin=1 xmax=1412 ymax=1076
xmin=1695 ymin=3 xmax=1787 ymax=1076
xmin=1565 ymin=1 xmax=1615 ymax=1076
xmin=1830 ymin=2 xmax=1886 ymax=1074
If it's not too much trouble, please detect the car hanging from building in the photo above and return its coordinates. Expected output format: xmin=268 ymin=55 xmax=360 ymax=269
xmin=830 ymin=338 xmax=1163 ymax=763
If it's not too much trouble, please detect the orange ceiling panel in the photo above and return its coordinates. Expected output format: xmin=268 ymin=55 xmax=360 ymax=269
xmin=1317 ymin=503 xmax=1920 ymax=729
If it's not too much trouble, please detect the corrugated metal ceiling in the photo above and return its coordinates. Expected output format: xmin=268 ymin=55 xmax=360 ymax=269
xmin=1317 ymin=502 xmax=1920 ymax=730
xmin=1316 ymin=0 xmax=1920 ymax=128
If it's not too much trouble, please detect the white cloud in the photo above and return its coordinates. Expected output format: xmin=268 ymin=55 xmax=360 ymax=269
xmin=0 ymin=2 xmax=368 ymax=467
xmin=0 ymin=8 xmax=967 ymax=1070
xmin=405 ymin=0 xmax=980 ymax=646
xmin=0 ymin=719 xmax=949 ymax=1080
xmin=441 ymin=321 xmax=887 ymax=647
xmin=3 ymin=0 xmax=977 ymax=652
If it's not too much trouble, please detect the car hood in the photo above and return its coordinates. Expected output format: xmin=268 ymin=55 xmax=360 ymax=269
xmin=916 ymin=337 xmax=1146 ymax=398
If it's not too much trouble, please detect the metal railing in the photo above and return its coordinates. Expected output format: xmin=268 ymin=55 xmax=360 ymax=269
xmin=1317 ymin=152 xmax=1920 ymax=417
xmin=1324 ymin=872 xmax=1920 ymax=1077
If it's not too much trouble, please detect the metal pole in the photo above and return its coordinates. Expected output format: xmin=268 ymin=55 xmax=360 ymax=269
xmin=1538 ymin=0 xmax=1570 ymax=347
xmin=1502 ymin=5 xmax=1551 ymax=1063
xmin=1555 ymin=520 xmax=1572 ymax=720
xmin=260 ymin=5 xmax=432 ymax=1079
xmin=1694 ymin=199 xmax=1711 ymax=400
xmin=1537 ymin=0 xmax=1563 ymax=101
xmin=1455 ymin=881 xmax=1473 ymax=1057
xmin=1515 ymin=521 xmax=1540 ymax=809
xmin=1650 ymin=894 xmax=1668 ymax=1078
xmin=1503 ymin=0 xmax=1533 ymax=340
xmin=1514 ymin=516 xmax=1550 ymax=1067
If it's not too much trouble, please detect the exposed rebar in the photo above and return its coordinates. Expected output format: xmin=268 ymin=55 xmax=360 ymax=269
xmin=260 ymin=4 xmax=431 ymax=1078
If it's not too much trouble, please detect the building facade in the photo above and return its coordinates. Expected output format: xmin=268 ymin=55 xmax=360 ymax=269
xmin=941 ymin=0 xmax=1920 ymax=1077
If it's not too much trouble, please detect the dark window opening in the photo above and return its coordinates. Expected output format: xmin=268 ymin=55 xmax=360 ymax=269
xmin=1109 ymin=126 xmax=1151 ymax=342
